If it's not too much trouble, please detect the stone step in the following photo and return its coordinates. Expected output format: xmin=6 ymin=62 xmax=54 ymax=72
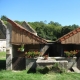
xmin=72 ymin=67 xmax=80 ymax=73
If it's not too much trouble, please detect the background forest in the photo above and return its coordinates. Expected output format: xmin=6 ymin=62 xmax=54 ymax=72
xmin=1 ymin=15 xmax=79 ymax=41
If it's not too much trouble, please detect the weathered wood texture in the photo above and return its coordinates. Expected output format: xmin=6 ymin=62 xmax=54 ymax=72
xmin=7 ymin=18 xmax=47 ymax=45
xmin=61 ymin=32 xmax=80 ymax=44
xmin=57 ymin=28 xmax=80 ymax=44
xmin=11 ymin=26 xmax=42 ymax=44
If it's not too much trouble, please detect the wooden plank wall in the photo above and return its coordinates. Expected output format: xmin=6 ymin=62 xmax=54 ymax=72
xmin=61 ymin=32 xmax=80 ymax=44
xmin=11 ymin=27 xmax=40 ymax=44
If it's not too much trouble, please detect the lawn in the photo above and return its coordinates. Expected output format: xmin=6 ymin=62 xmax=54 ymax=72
xmin=0 ymin=52 xmax=6 ymax=70
xmin=0 ymin=51 xmax=6 ymax=60
xmin=0 ymin=70 xmax=80 ymax=80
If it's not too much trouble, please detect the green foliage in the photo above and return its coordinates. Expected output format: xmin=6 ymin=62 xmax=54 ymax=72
xmin=36 ymin=67 xmax=49 ymax=74
xmin=61 ymin=25 xmax=79 ymax=36
xmin=52 ymin=63 xmax=66 ymax=73
xmin=25 ymin=51 xmax=40 ymax=58
xmin=14 ymin=20 xmax=23 ymax=25
xmin=0 ymin=15 xmax=8 ymax=25
xmin=28 ymin=21 xmax=79 ymax=41
xmin=1 ymin=15 xmax=7 ymax=20
xmin=37 ymin=63 xmax=66 ymax=74
xmin=18 ymin=44 xmax=24 ymax=52
xmin=0 ymin=52 xmax=6 ymax=60
xmin=64 ymin=50 xmax=79 ymax=57
xmin=0 ymin=70 xmax=80 ymax=80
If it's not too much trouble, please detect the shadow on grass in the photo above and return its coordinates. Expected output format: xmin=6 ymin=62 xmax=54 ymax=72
xmin=0 ymin=60 xmax=6 ymax=70
xmin=27 ymin=67 xmax=57 ymax=74
xmin=27 ymin=68 xmax=36 ymax=73
xmin=27 ymin=66 xmax=63 ymax=74
xmin=37 ymin=67 xmax=49 ymax=74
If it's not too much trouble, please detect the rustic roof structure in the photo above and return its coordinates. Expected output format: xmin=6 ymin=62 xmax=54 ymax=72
xmin=56 ymin=27 xmax=80 ymax=44
xmin=22 ymin=21 xmax=37 ymax=34
xmin=7 ymin=18 xmax=47 ymax=44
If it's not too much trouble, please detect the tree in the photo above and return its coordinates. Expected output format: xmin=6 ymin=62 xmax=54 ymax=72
xmin=1 ymin=15 xmax=7 ymax=20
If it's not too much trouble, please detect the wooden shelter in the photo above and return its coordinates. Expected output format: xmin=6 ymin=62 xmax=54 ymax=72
xmin=21 ymin=21 xmax=37 ymax=35
xmin=5 ymin=18 xmax=80 ymax=70
xmin=56 ymin=28 xmax=80 ymax=70
xmin=54 ymin=27 xmax=80 ymax=57
xmin=6 ymin=18 xmax=47 ymax=70
xmin=7 ymin=18 xmax=47 ymax=45
xmin=57 ymin=27 xmax=80 ymax=44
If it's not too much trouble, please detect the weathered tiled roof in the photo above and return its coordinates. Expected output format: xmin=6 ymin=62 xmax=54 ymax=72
xmin=56 ymin=27 xmax=80 ymax=42
xmin=7 ymin=18 xmax=47 ymax=44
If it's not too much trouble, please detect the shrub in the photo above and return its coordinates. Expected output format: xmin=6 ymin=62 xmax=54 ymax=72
xmin=36 ymin=63 xmax=66 ymax=74
xmin=25 ymin=51 xmax=40 ymax=58
xmin=64 ymin=50 xmax=79 ymax=57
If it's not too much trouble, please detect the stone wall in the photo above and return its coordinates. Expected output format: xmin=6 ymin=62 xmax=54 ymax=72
xmin=36 ymin=57 xmax=68 ymax=71
xmin=6 ymin=22 xmax=13 ymax=70
xmin=77 ymin=57 xmax=80 ymax=70
xmin=0 ymin=39 xmax=6 ymax=52
xmin=26 ymin=58 xmax=37 ymax=70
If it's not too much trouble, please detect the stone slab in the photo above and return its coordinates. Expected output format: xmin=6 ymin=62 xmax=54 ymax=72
xmin=72 ymin=67 xmax=80 ymax=73
xmin=36 ymin=57 xmax=68 ymax=71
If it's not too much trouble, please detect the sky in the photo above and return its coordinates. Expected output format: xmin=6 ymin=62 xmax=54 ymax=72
xmin=0 ymin=0 xmax=80 ymax=26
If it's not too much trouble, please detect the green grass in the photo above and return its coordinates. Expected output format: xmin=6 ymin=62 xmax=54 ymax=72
xmin=0 ymin=52 xmax=6 ymax=70
xmin=0 ymin=51 xmax=6 ymax=60
xmin=0 ymin=70 xmax=80 ymax=80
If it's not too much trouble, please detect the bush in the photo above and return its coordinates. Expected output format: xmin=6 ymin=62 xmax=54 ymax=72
xmin=36 ymin=63 xmax=66 ymax=74
xmin=25 ymin=51 xmax=40 ymax=58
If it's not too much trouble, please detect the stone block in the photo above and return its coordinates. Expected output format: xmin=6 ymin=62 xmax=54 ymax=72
xmin=26 ymin=58 xmax=37 ymax=70
xmin=36 ymin=57 xmax=68 ymax=71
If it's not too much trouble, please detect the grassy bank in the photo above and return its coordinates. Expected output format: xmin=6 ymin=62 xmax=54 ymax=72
xmin=0 ymin=51 xmax=6 ymax=60
xmin=0 ymin=70 xmax=80 ymax=80
xmin=0 ymin=52 xmax=6 ymax=70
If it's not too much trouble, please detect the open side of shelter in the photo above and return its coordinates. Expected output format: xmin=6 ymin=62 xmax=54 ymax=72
xmin=56 ymin=27 xmax=80 ymax=70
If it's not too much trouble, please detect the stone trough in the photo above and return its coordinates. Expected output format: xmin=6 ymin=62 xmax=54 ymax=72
xmin=26 ymin=57 xmax=80 ymax=73
xmin=36 ymin=57 xmax=68 ymax=71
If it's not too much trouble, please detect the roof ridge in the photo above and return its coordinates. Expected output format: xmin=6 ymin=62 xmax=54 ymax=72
xmin=7 ymin=18 xmax=47 ymax=44
xmin=22 ymin=21 xmax=36 ymax=33
xmin=56 ymin=27 xmax=80 ymax=42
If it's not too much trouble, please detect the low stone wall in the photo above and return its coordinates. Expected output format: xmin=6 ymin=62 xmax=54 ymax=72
xmin=55 ymin=57 xmax=77 ymax=69
xmin=25 ymin=57 xmax=80 ymax=72
xmin=36 ymin=57 xmax=68 ymax=71
xmin=26 ymin=58 xmax=37 ymax=70
xmin=77 ymin=57 xmax=80 ymax=70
